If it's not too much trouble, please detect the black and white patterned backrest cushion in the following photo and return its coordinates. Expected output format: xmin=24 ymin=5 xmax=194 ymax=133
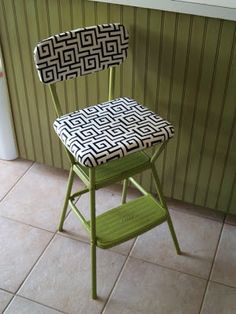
xmin=34 ymin=23 xmax=129 ymax=84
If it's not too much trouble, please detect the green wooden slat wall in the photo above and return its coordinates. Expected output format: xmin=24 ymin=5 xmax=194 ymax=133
xmin=0 ymin=0 xmax=235 ymax=214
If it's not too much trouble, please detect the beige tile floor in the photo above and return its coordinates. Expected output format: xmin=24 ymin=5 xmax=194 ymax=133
xmin=0 ymin=159 xmax=236 ymax=314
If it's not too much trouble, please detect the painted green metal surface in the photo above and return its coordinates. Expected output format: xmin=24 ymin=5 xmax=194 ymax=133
xmin=58 ymin=166 xmax=75 ymax=232
xmin=92 ymin=194 xmax=167 ymax=249
xmin=74 ymin=151 xmax=151 ymax=189
xmin=0 ymin=0 xmax=235 ymax=214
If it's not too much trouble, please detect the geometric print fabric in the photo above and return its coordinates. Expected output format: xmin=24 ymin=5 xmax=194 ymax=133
xmin=53 ymin=97 xmax=175 ymax=167
xmin=34 ymin=23 xmax=129 ymax=84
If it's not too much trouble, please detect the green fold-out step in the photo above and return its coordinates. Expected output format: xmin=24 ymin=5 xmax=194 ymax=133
xmin=88 ymin=194 xmax=167 ymax=249
xmin=76 ymin=151 xmax=150 ymax=188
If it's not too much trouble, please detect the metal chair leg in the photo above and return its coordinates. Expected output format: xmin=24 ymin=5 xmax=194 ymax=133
xmin=89 ymin=168 xmax=97 ymax=299
xmin=151 ymin=164 xmax=181 ymax=255
xmin=91 ymin=242 xmax=97 ymax=299
xmin=58 ymin=166 xmax=75 ymax=231
xmin=166 ymin=214 xmax=181 ymax=255
xmin=121 ymin=178 xmax=128 ymax=204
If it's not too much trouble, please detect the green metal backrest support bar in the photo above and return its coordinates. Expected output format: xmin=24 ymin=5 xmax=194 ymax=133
xmin=48 ymin=84 xmax=75 ymax=165
xmin=48 ymin=84 xmax=63 ymax=118
xmin=108 ymin=67 xmax=115 ymax=101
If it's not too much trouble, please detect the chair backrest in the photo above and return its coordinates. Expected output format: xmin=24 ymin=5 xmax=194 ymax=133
xmin=34 ymin=23 xmax=129 ymax=84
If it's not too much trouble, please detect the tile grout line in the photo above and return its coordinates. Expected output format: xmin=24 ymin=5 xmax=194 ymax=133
xmin=15 ymin=233 xmax=57 ymax=293
xmin=0 ymin=161 xmax=35 ymax=204
xmin=127 ymin=254 xmax=209 ymax=282
xmin=0 ymin=214 xmax=55 ymax=234
xmin=1 ymin=288 xmax=14 ymax=314
xmin=210 ymin=279 xmax=236 ymax=290
xmin=3 ymin=231 xmax=66 ymax=314
xmin=100 ymin=237 xmax=139 ymax=314
xmin=166 ymin=203 xmax=225 ymax=224
xmin=0 ymin=164 xmax=77 ymax=234
xmin=198 ymin=214 xmax=226 ymax=314
xmin=18 ymin=295 xmax=68 ymax=314
xmin=224 ymin=220 xmax=236 ymax=227
xmin=2 ymin=297 xmax=13 ymax=314
xmin=0 ymin=287 xmax=13 ymax=295
xmin=58 ymin=229 xmax=133 ymax=258
xmin=3 ymin=294 xmax=68 ymax=314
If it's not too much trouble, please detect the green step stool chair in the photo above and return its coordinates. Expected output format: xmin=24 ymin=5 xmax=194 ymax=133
xmin=34 ymin=23 xmax=181 ymax=299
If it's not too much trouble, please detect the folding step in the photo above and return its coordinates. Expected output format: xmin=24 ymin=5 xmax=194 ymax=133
xmin=87 ymin=194 xmax=167 ymax=249
xmin=74 ymin=151 xmax=150 ymax=188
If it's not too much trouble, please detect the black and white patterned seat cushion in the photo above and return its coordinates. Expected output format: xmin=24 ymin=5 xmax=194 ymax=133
xmin=53 ymin=97 xmax=174 ymax=167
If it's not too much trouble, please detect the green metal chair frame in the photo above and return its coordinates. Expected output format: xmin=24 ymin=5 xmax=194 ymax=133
xmin=34 ymin=24 xmax=181 ymax=300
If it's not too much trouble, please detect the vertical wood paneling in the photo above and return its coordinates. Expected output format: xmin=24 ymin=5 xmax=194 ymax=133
xmin=173 ymin=16 xmax=203 ymax=200
xmin=161 ymin=13 xmax=178 ymax=195
xmin=121 ymin=5 xmax=135 ymax=98
xmin=0 ymin=0 xmax=235 ymax=214
xmin=17 ymin=0 xmax=47 ymax=164
xmin=228 ymin=174 xmax=236 ymax=214
xmin=194 ymin=19 xmax=223 ymax=206
xmin=23 ymin=0 xmax=45 ymax=164
xmin=162 ymin=13 xmax=189 ymax=197
xmin=171 ymin=14 xmax=194 ymax=200
xmin=33 ymin=0 xmax=54 ymax=166
xmin=220 ymin=107 xmax=236 ymax=214
xmin=204 ymin=22 xmax=236 ymax=209
xmin=182 ymin=16 xmax=208 ymax=203
xmin=216 ymin=35 xmax=236 ymax=214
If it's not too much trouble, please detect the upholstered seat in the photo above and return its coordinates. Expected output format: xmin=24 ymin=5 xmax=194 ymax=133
xmin=53 ymin=97 xmax=174 ymax=167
